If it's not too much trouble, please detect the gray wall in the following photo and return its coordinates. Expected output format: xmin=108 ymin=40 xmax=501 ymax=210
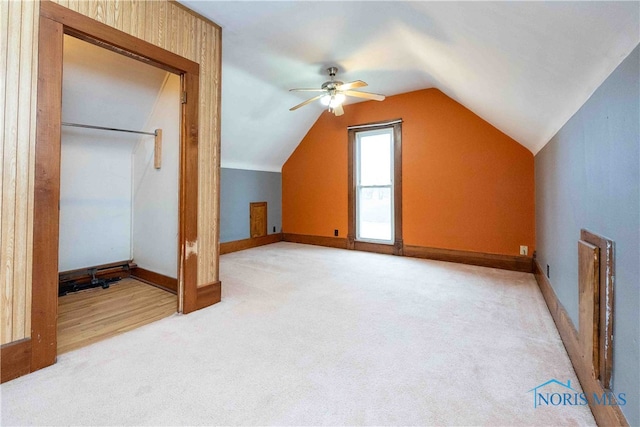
xmin=220 ymin=168 xmax=282 ymax=243
xmin=535 ymin=45 xmax=639 ymax=425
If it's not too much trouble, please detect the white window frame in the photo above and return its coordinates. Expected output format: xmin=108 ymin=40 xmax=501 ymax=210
xmin=355 ymin=127 xmax=395 ymax=245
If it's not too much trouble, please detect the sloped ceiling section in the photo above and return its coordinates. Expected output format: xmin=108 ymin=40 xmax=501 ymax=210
xmin=63 ymin=35 xmax=168 ymax=142
xmin=180 ymin=1 xmax=639 ymax=172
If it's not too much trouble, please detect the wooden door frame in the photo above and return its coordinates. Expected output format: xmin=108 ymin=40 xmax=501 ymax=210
xmin=347 ymin=119 xmax=403 ymax=255
xmin=32 ymin=1 xmax=201 ymax=372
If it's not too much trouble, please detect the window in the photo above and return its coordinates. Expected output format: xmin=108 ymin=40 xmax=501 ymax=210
xmin=348 ymin=120 xmax=402 ymax=253
xmin=356 ymin=128 xmax=394 ymax=243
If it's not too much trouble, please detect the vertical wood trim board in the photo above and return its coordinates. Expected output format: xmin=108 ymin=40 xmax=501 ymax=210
xmin=30 ymin=13 xmax=64 ymax=370
xmin=154 ymin=129 xmax=162 ymax=169
xmin=392 ymin=122 xmax=403 ymax=256
xmin=180 ymin=70 xmax=200 ymax=313
xmin=346 ymin=127 xmax=356 ymax=250
xmin=0 ymin=0 xmax=221 ymax=348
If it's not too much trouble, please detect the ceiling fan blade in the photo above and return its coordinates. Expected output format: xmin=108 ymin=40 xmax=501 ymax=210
xmin=343 ymin=90 xmax=386 ymax=101
xmin=290 ymin=94 xmax=325 ymax=111
xmin=336 ymin=80 xmax=367 ymax=91
xmin=333 ymin=103 xmax=344 ymax=116
xmin=289 ymin=88 xmax=326 ymax=92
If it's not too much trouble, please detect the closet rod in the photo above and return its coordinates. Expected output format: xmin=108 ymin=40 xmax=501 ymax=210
xmin=62 ymin=122 xmax=157 ymax=136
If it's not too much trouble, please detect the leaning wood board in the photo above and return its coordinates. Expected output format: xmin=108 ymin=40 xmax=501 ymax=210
xmin=578 ymin=239 xmax=599 ymax=379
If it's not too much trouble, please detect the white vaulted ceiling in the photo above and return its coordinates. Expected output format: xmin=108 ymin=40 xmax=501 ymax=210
xmin=179 ymin=1 xmax=639 ymax=172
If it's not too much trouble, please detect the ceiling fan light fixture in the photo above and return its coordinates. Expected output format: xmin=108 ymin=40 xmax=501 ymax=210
xmin=320 ymin=94 xmax=332 ymax=106
xmin=321 ymin=93 xmax=345 ymax=108
xmin=331 ymin=93 xmax=346 ymax=106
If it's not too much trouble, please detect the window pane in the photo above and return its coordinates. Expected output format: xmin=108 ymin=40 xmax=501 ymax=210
xmin=358 ymin=187 xmax=392 ymax=241
xmin=359 ymin=133 xmax=391 ymax=185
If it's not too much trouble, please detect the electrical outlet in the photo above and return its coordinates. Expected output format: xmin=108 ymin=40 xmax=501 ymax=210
xmin=273 ymin=226 xmax=276 ymax=233
xmin=334 ymin=229 xmax=339 ymax=237
xmin=520 ymin=245 xmax=528 ymax=256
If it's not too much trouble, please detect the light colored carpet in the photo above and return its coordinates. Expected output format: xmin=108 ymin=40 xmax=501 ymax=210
xmin=1 ymin=242 xmax=595 ymax=425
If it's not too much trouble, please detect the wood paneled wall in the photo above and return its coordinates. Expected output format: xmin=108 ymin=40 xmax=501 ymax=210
xmin=1 ymin=0 xmax=39 ymax=345
xmin=0 ymin=0 xmax=221 ymax=345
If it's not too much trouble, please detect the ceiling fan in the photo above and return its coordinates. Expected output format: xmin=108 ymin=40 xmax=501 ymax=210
xmin=289 ymin=67 xmax=386 ymax=116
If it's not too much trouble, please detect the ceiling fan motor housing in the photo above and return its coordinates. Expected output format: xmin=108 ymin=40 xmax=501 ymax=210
xmin=321 ymin=81 xmax=343 ymax=91
xmin=322 ymin=67 xmax=342 ymax=91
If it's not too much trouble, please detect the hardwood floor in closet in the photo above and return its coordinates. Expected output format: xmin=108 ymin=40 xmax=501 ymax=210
xmin=57 ymin=278 xmax=176 ymax=354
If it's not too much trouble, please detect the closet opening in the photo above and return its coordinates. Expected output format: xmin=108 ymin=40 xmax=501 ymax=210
xmin=34 ymin=1 xmax=204 ymax=372
xmin=56 ymin=35 xmax=181 ymax=353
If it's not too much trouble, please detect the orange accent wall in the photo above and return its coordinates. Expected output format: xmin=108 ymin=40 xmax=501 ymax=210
xmin=282 ymin=89 xmax=535 ymax=256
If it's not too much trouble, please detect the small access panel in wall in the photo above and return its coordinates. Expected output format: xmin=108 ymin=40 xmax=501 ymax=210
xmin=250 ymin=202 xmax=267 ymax=238
xmin=578 ymin=229 xmax=615 ymax=391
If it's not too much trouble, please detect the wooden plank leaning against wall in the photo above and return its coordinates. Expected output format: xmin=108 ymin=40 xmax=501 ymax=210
xmin=0 ymin=0 xmax=221 ymax=381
